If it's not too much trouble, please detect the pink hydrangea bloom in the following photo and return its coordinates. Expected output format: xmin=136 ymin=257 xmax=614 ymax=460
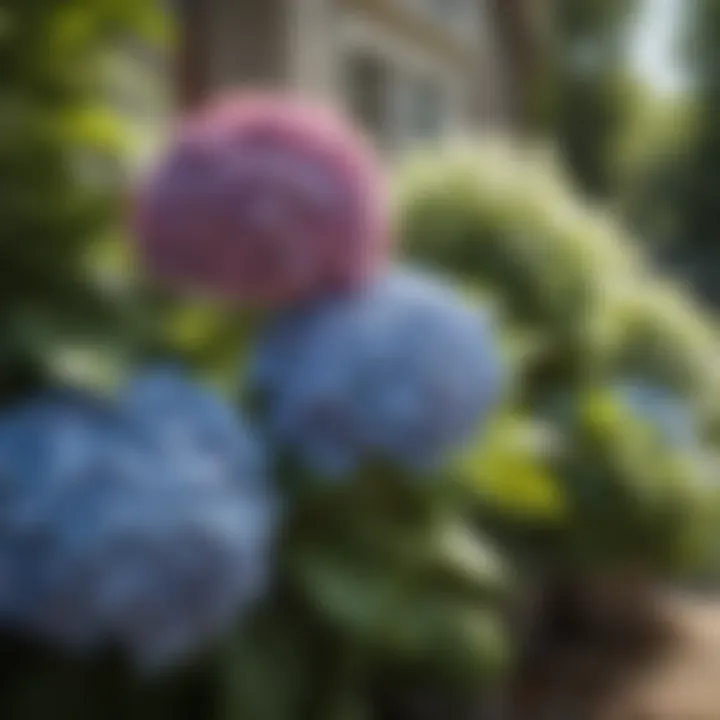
xmin=134 ymin=93 xmax=389 ymax=306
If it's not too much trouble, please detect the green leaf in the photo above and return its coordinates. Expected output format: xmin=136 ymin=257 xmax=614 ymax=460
xmin=457 ymin=416 xmax=567 ymax=521
xmin=221 ymin=611 xmax=312 ymax=720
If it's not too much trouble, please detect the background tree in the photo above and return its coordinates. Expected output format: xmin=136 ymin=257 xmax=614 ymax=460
xmin=547 ymin=0 xmax=639 ymax=199
xmin=490 ymin=0 xmax=639 ymax=200
xmin=673 ymin=0 xmax=720 ymax=305
xmin=0 ymin=0 xmax=167 ymax=399
xmin=614 ymin=0 xmax=720 ymax=308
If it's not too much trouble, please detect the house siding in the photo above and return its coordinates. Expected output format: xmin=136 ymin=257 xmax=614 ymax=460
xmin=183 ymin=0 xmax=290 ymax=97
xmin=177 ymin=0 xmax=510 ymax=149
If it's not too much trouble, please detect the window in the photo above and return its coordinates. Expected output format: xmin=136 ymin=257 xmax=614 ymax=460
xmin=344 ymin=51 xmax=393 ymax=151
xmin=340 ymin=15 xmax=458 ymax=155
xmin=344 ymin=54 xmax=448 ymax=153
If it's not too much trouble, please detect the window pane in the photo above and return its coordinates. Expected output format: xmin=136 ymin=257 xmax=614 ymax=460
xmin=344 ymin=51 xmax=391 ymax=150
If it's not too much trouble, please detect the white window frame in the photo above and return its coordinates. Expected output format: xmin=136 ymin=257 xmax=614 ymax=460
xmin=336 ymin=13 xmax=468 ymax=153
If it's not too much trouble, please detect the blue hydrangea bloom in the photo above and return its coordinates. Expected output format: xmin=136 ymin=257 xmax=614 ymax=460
xmin=121 ymin=366 xmax=267 ymax=495
xmin=250 ymin=269 xmax=504 ymax=477
xmin=0 ymin=377 xmax=276 ymax=671
xmin=615 ymin=380 xmax=699 ymax=448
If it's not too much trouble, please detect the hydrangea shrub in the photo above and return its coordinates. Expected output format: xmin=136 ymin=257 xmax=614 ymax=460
xmin=2 ymin=81 xmax=719 ymax=720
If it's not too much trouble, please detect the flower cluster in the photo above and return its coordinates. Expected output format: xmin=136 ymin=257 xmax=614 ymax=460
xmin=135 ymin=93 xmax=388 ymax=306
xmin=0 ymin=372 xmax=276 ymax=671
xmin=251 ymin=270 xmax=504 ymax=477
xmin=0 ymin=93 xmax=508 ymax=675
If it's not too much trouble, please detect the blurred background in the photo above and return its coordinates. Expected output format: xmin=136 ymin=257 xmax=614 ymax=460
xmin=104 ymin=0 xmax=716 ymax=305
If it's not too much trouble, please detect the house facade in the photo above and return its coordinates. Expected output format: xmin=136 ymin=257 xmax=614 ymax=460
xmin=177 ymin=0 xmax=511 ymax=154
